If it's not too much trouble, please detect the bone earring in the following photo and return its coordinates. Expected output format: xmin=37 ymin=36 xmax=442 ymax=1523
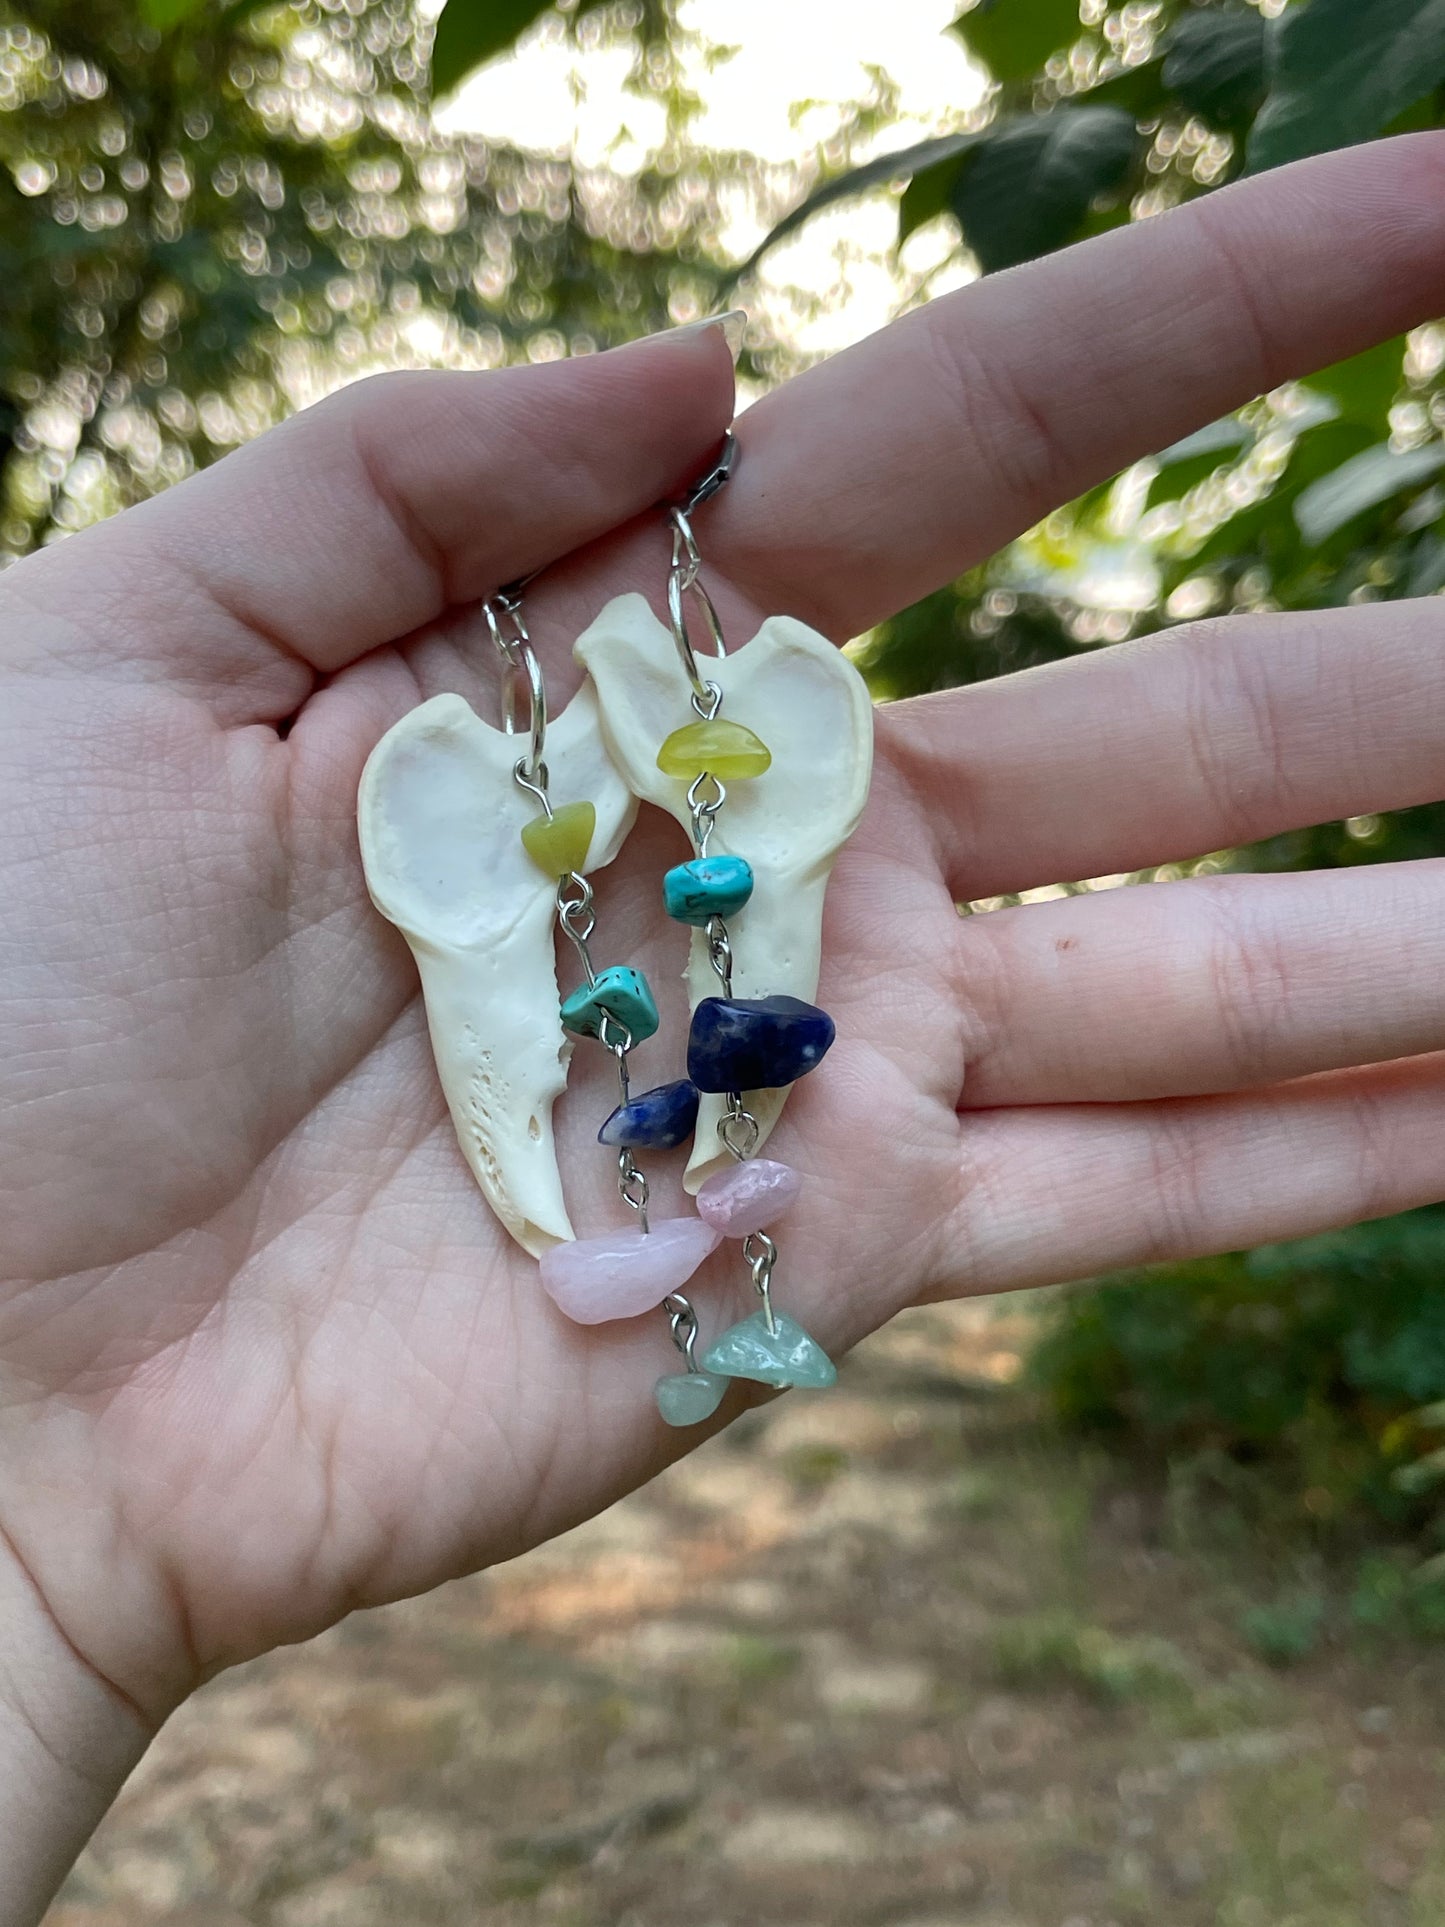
xmin=490 ymin=586 xmax=727 ymax=1411
xmin=577 ymin=435 xmax=876 ymax=1391
xmin=359 ymin=579 xmax=730 ymax=1422
xmin=356 ymin=599 xmax=637 ymax=1257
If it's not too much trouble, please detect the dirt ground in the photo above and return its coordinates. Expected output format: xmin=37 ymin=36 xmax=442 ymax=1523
xmin=46 ymin=1302 xmax=1445 ymax=1927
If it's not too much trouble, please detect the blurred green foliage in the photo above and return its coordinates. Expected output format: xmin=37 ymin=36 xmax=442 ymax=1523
xmin=11 ymin=0 xmax=1445 ymax=1560
xmin=742 ymin=0 xmax=1445 ymax=716
xmin=1031 ymin=1212 xmax=1445 ymax=1556
xmin=993 ymin=1608 xmax=1195 ymax=1702
xmin=722 ymin=0 xmax=1445 ymax=1564
xmin=1 ymin=0 xmax=738 ymax=552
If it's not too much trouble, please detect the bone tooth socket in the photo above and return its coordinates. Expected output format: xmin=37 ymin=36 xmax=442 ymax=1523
xmin=358 ymin=688 xmax=637 ymax=1256
xmin=574 ymin=593 xmax=874 ymax=1189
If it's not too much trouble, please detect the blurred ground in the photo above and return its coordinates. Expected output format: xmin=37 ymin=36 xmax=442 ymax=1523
xmin=48 ymin=1303 xmax=1445 ymax=1927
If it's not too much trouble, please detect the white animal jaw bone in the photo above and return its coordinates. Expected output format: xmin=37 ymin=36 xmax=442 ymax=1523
xmin=575 ymin=592 xmax=874 ymax=1190
xmin=358 ymin=688 xmax=637 ymax=1256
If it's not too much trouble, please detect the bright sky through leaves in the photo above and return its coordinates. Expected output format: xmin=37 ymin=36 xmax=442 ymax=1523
xmin=436 ymin=0 xmax=985 ymax=354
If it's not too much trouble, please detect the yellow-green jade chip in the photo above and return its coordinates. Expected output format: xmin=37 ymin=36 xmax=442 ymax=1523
xmin=656 ymin=718 xmax=771 ymax=781
xmin=520 ymin=800 xmax=595 ymax=878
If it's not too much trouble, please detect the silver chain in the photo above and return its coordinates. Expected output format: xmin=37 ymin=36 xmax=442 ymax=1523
xmin=662 ymin=435 xmax=793 ymax=1343
xmin=485 ymin=587 xmax=648 ymax=1235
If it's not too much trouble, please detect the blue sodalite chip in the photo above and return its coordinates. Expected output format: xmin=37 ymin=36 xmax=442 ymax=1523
xmin=686 ymin=995 xmax=835 ymax=1094
xmin=598 ymin=1078 xmax=700 ymax=1150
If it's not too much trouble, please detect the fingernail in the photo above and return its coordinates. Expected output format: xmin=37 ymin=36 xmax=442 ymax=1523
xmin=629 ymin=308 xmax=746 ymax=362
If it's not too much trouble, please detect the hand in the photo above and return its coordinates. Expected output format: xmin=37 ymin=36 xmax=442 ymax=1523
xmin=5 ymin=132 xmax=1445 ymax=1917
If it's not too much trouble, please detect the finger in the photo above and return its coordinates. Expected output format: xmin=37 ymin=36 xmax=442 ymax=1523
xmin=931 ymin=1052 xmax=1445 ymax=1299
xmin=889 ymin=597 xmax=1445 ymax=899
xmin=7 ymin=326 xmax=735 ymax=722
xmin=959 ymin=859 xmax=1445 ymax=1106
xmin=711 ymin=133 xmax=1445 ymax=635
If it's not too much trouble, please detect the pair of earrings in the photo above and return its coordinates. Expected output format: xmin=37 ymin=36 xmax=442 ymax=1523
xmin=357 ymin=434 xmax=874 ymax=1426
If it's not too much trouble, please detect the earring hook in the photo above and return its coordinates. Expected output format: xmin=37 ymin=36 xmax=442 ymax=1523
xmin=483 ymin=587 xmax=549 ymax=795
xmin=667 ymin=431 xmax=737 ymax=715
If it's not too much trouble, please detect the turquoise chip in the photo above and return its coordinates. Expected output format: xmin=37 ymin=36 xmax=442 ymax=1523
xmin=663 ymin=855 xmax=754 ymax=926
xmin=560 ymin=965 xmax=659 ymax=1045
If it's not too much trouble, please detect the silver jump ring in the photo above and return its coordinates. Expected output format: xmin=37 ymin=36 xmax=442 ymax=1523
xmin=663 ymin=1291 xmax=701 ymax=1370
xmin=667 ymin=510 xmax=726 ymax=719
xmin=505 ymin=641 xmax=547 ymax=781
xmin=485 ymin=594 xmax=548 ymax=784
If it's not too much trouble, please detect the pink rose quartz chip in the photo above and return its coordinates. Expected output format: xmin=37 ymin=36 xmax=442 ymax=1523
xmin=539 ymin=1216 xmax=722 ymax=1325
xmin=695 ymin=1159 xmax=801 ymax=1237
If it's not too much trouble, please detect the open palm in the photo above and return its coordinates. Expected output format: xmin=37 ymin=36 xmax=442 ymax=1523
xmin=8 ymin=136 xmax=1445 ymax=1769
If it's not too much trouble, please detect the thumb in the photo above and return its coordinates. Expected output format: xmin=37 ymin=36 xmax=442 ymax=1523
xmin=10 ymin=320 xmax=737 ymax=723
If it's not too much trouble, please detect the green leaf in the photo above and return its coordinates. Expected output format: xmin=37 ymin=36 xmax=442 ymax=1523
xmin=1187 ymin=492 xmax=1290 ymax=571
xmin=1072 ymin=201 xmax=1131 ymax=244
xmin=1304 ymin=336 xmax=1407 ymax=432
xmin=1282 ymin=419 xmax=1380 ymax=494
xmin=1159 ymin=9 xmax=1267 ymax=131
xmin=898 ymin=148 xmax=977 ymax=244
xmin=734 ymin=134 xmax=979 ymax=281
xmin=1247 ymin=0 xmax=1445 ymax=174
xmin=950 ymin=0 xmax=1082 ymax=84
xmin=951 ymin=106 xmax=1138 ymax=273
xmin=140 ymin=0 xmax=210 ymax=28
xmin=1294 ymin=441 xmax=1445 ymax=547
xmin=1405 ymin=531 xmax=1445 ymax=597
xmin=1158 ymin=418 xmax=1255 ymax=464
xmin=430 ymin=0 xmax=553 ymax=98
xmin=217 ymin=0 xmax=272 ymax=31
xmin=1186 ymin=420 xmax=1373 ymax=568
xmin=1146 ymin=448 xmax=1242 ymax=510
xmin=1082 ymin=56 xmax=1169 ymax=117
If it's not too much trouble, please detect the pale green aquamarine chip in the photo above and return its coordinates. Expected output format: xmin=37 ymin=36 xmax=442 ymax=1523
xmin=702 ymin=1311 xmax=836 ymax=1389
xmin=654 ymin=1371 xmax=729 ymax=1427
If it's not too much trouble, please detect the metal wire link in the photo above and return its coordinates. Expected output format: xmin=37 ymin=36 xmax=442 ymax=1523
xmin=744 ymin=1230 xmax=778 ymax=1335
xmin=663 ymin=1292 xmax=701 ymax=1370
xmin=604 ymin=1030 xmax=648 ymax=1229
xmin=704 ymin=915 xmax=733 ymax=996
xmin=514 ymin=760 xmax=553 ymax=823
xmin=604 ymin=1027 xmax=634 ymax=1092
xmin=483 ymin=587 xmax=527 ymax=664
xmin=618 ymin=1151 xmax=650 ymax=1233
xmin=687 ymin=771 xmax=727 ymax=856
xmin=718 ymin=1097 xmax=759 ymax=1163
xmin=556 ymin=872 xmax=597 ymax=987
